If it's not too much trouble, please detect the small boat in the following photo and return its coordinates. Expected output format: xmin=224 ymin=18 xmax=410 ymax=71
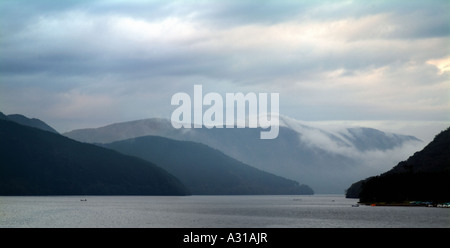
xmin=352 ymin=204 xmax=359 ymax=207
xmin=80 ymin=199 xmax=87 ymax=202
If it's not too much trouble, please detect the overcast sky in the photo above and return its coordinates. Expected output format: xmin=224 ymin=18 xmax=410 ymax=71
xmin=0 ymin=0 xmax=449 ymax=141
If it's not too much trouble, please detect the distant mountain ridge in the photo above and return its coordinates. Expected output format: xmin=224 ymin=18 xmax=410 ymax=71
xmin=63 ymin=118 xmax=177 ymax=143
xmin=103 ymin=135 xmax=313 ymax=195
xmin=64 ymin=116 xmax=423 ymax=193
xmin=0 ymin=119 xmax=188 ymax=196
xmin=64 ymin=116 xmax=420 ymax=150
xmin=0 ymin=111 xmax=58 ymax=133
xmin=346 ymin=126 xmax=450 ymax=203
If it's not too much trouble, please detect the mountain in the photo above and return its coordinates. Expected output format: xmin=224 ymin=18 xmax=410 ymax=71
xmin=0 ymin=111 xmax=58 ymax=133
xmin=0 ymin=119 xmax=189 ymax=196
xmin=63 ymin=118 xmax=180 ymax=143
xmin=103 ymin=135 xmax=313 ymax=195
xmin=64 ymin=116 xmax=423 ymax=193
xmin=346 ymin=126 xmax=450 ymax=203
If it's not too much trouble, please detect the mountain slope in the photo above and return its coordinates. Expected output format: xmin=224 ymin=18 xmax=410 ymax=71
xmin=63 ymin=118 xmax=173 ymax=143
xmin=346 ymin=126 xmax=450 ymax=203
xmin=0 ymin=111 xmax=58 ymax=133
xmin=104 ymin=135 xmax=313 ymax=195
xmin=64 ymin=116 xmax=423 ymax=193
xmin=0 ymin=119 xmax=189 ymax=196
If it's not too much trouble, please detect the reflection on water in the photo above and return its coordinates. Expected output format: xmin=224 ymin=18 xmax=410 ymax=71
xmin=0 ymin=195 xmax=448 ymax=228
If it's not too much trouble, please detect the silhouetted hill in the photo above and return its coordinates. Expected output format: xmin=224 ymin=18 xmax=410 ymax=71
xmin=64 ymin=117 xmax=423 ymax=193
xmin=0 ymin=119 xmax=189 ymax=196
xmin=346 ymin=127 xmax=450 ymax=203
xmin=104 ymin=135 xmax=313 ymax=195
xmin=0 ymin=111 xmax=58 ymax=133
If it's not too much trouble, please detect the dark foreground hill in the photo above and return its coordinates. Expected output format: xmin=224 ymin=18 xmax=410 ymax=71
xmin=346 ymin=127 xmax=450 ymax=203
xmin=104 ymin=135 xmax=313 ymax=195
xmin=0 ymin=119 xmax=189 ymax=196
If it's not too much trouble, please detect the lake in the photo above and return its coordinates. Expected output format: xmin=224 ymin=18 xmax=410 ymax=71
xmin=0 ymin=195 xmax=448 ymax=228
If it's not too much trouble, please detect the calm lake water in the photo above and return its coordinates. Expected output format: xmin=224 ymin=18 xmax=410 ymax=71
xmin=0 ymin=195 xmax=448 ymax=228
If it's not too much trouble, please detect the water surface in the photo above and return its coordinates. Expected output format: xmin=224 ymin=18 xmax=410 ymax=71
xmin=0 ymin=195 xmax=448 ymax=228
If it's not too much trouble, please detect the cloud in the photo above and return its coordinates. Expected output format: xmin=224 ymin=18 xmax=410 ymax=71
xmin=279 ymin=115 xmax=427 ymax=181
xmin=0 ymin=0 xmax=448 ymax=134
xmin=427 ymin=56 xmax=450 ymax=75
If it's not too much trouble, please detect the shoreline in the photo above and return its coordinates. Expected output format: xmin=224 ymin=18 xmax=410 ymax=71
xmin=359 ymin=201 xmax=450 ymax=208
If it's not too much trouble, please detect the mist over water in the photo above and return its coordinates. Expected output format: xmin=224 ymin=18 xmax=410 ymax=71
xmin=1 ymin=195 xmax=448 ymax=228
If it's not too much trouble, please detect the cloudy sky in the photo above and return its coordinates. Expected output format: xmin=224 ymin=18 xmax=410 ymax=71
xmin=0 ymin=0 xmax=449 ymax=141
